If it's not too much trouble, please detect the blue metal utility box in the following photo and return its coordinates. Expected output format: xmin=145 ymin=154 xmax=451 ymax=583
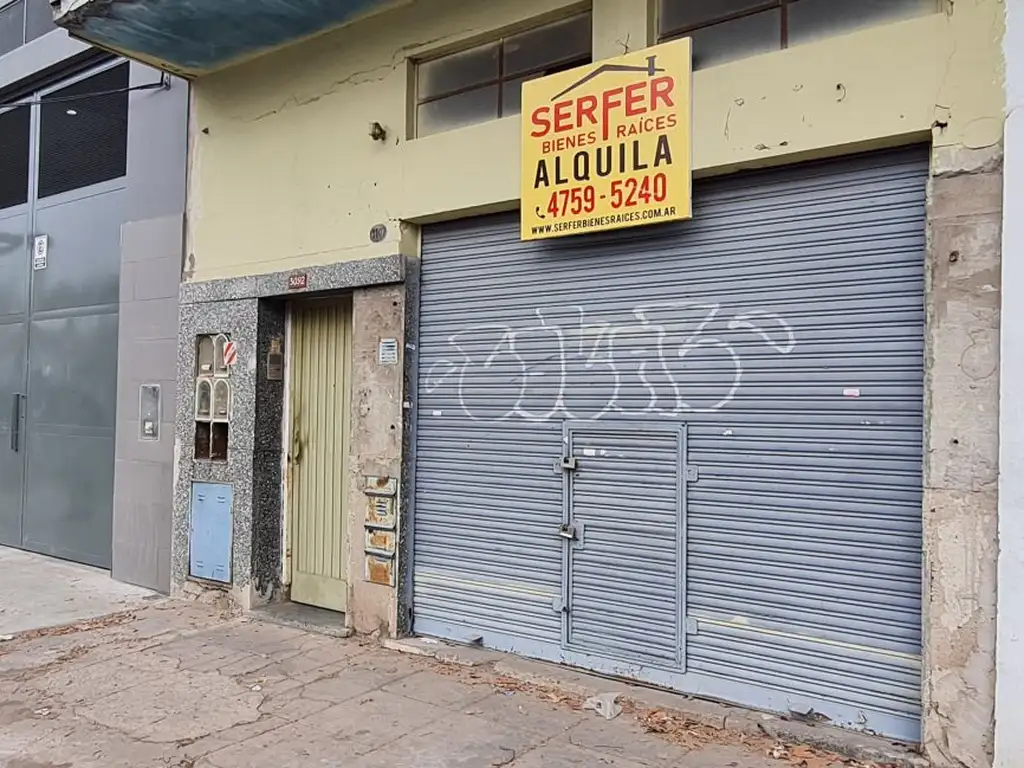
xmin=189 ymin=482 xmax=233 ymax=583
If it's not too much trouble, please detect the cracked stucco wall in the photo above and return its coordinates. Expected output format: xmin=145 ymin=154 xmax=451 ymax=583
xmin=920 ymin=4 xmax=1006 ymax=768
xmin=181 ymin=0 xmax=1007 ymax=763
xmin=347 ymin=284 xmax=406 ymax=637
xmin=186 ymin=0 xmax=1003 ymax=282
xmin=925 ymin=144 xmax=1002 ymax=768
xmin=995 ymin=1 xmax=1024 ymax=766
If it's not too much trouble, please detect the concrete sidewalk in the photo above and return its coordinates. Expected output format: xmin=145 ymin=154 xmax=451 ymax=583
xmin=0 ymin=546 xmax=154 ymax=636
xmin=0 ymin=601 xmax=906 ymax=768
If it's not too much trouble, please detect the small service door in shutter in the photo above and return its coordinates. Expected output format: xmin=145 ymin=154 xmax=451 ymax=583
xmin=562 ymin=423 xmax=687 ymax=670
xmin=413 ymin=148 xmax=927 ymax=742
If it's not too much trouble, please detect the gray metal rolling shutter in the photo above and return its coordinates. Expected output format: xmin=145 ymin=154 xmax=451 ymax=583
xmin=412 ymin=148 xmax=926 ymax=741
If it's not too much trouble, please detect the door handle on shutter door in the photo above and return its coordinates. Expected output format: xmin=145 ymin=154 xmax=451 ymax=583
xmin=10 ymin=393 xmax=23 ymax=452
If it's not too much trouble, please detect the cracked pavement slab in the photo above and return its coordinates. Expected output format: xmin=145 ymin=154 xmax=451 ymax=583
xmin=0 ymin=602 xmax=872 ymax=767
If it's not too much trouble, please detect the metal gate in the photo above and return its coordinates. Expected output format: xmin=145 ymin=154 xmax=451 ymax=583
xmin=563 ymin=422 xmax=687 ymax=670
xmin=0 ymin=61 xmax=129 ymax=568
xmin=412 ymin=148 xmax=927 ymax=741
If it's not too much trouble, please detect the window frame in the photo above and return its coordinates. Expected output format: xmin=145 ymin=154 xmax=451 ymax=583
xmin=36 ymin=59 xmax=130 ymax=200
xmin=0 ymin=0 xmax=26 ymax=58
xmin=194 ymin=334 xmax=234 ymax=424
xmin=657 ymin=0 xmax=941 ymax=58
xmin=0 ymin=0 xmax=57 ymax=56
xmin=413 ymin=11 xmax=593 ymax=137
xmin=659 ymin=1 xmax=788 ymax=49
xmin=193 ymin=333 xmax=232 ymax=462
xmin=0 ymin=58 xmax=126 ymax=213
xmin=212 ymin=333 xmax=230 ymax=377
xmin=194 ymin=379 xmax=213 ymax=421
xmin=0 ymin=104 xmax=31 ymax=210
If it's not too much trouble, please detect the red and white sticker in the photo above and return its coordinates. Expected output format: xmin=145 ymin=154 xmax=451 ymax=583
xmin=223 ymin=340 xmax=238 ymax=367
xmin=843 ymin=388 xmax=861 ymax=398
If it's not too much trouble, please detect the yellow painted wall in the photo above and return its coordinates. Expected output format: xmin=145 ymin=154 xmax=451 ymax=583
xmin=186 ymin=0 xmax=1005 ymax=282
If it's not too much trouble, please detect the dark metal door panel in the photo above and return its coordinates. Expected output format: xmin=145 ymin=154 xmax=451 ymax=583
xmin=21 ymin=312 xmax=118 ymax=566
xmin=0 ymin=210 xmax=29 ymax=318
xmin=564 ymin=423 xmax=686 ymax=669
xmin=30 ymin=184 xmax=123 ymax=313
xmin=21 ymin=188 xmax=123 ymax=568
xmin=0 ymin=325 xmax=27 ymax=547
xmin=0 ymin=208 xmax=29 ymax=547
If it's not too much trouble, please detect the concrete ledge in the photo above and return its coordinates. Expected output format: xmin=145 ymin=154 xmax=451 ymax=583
xmin=250 ymin=602 xmax=353 ymax=639
xmin=383 ymin=637 xmax=503 ymax=667
xmin=385 ymin=636 xmax=929 ymax=768
xmin=179 ymin=253 xmax=405 ymax=304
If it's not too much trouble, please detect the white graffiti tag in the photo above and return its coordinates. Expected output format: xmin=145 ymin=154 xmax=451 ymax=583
xmin=424 ymin=302 xmax=796 ymax=422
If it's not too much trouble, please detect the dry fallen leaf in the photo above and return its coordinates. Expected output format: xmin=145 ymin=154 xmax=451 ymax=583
xmin=768 ymin=743 xmax=791 ymax=759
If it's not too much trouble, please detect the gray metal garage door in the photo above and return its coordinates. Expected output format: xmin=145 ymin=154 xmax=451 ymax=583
xmin=412 ymin=148 xmax=927 ymax=741
xmin=0 ymin=61 xmax=128 ymax=568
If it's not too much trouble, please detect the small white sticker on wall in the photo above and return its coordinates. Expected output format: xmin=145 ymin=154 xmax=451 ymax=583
xmin=843 ymin=388 xmax=861 ymax=398
xmin=582 ymin=448 xmax=597 ymax=457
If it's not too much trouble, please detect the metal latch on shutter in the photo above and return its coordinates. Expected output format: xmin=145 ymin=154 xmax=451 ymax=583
xmin=556 ymin=522 xmax=585 ymax=548
xmin=558 ymin=523 xmax=579 ymax=541
xmin=685 ymin=465 xmax=699 ymax=483
xmin=554 ymin=456 xmax=578 ymax=473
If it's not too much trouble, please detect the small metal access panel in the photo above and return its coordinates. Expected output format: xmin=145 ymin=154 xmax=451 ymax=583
xmin=189 ymin=482 xmax=233 ymax=583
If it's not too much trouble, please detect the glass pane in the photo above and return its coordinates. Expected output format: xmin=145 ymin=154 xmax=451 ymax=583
xmin=417 ymin=85 xmax=499 ymax=136
xmin=213 ymin=334 xmax=228 ymax=374
xmin=24 ymin=0 xmax=54 ymax=42
xmin=659 ymin=0 xmax=771 ymax=37
xmin=213 ymin=380 xmax=230 ymax=420
xmin=197 ymin=336 xmax=215 ymax=373
xmin=0 ymin=106 xmax=30 ymax=210
xmin=688 ymin=9 xmax=781 ymax=70
xmin=211 ymin=422 xmax=228 ymax=461
xmin=419 ymin=42 xmax=499 ymax=101
xmin=502 ymin=46 xmax=591 ymax=120
xmin=788 ymin=0 xmax=938 ymax=46
xmin=194 ymin=421 xmax=211 ymax=460
xmin=195 ymin=380 xmax=212 ymax=419
xmin=0 ymin=1 xmax=25 ymax=57
xmin=504 ymin=14 xmax=591 ymax=77
xmin=38 ymin=63 xmax=129 ymax=198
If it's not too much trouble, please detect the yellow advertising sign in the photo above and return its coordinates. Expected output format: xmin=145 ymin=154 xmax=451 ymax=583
xmin=520 ymin=38 xmax=692 ymax=241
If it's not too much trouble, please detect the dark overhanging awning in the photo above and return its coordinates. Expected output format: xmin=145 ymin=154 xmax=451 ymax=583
xmin=53 ymin=0 xmax=397 ymax=76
